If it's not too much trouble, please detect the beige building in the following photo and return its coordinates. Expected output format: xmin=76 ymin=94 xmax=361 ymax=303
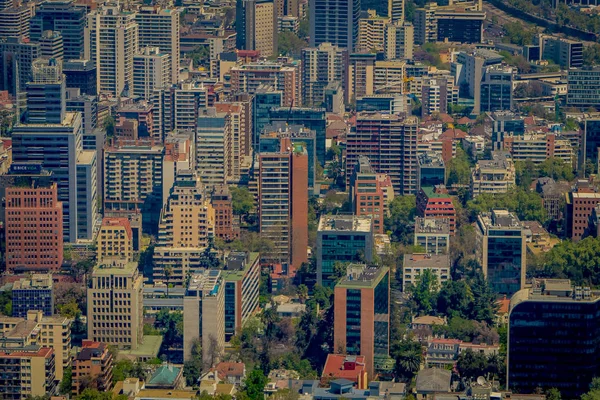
xmin=374 ymin=60 xmax=407 ymax=95
xmin=384 ymin=22 xmax=414 ymax=60
xmin=471 ymin=151 xmax=516 ymax=197
xmin=153 ymin=170 xmax=215 ymax=284
xmin=183 ymin=270 xmax=225 ymax=369
xmin=0 ymin=310 xmax=71 ymax=381
xmin=402 ymin=253 xmax=451 ymax=292
xmin=87 ymin=261 xmax=144 ymax=350
xmin=86 ymin=5 xmax=139 ymax=96
xmin=97 ymin=217 xmax=134 ymax=263
xmin=133 ymin=47 xmax=171 ymax=99
xmin=0 ymin=347 xmax=56 ymax=399
xmin=358 ymin=10 xmax=389 ymax=53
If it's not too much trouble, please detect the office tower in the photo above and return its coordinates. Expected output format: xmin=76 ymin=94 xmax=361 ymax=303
xmin=347 ymin=53 xmax=376 ymax=103
xmin=0 ymin=348 xmax=56 ymax=397
xmin=317 ymin=215 xmax=374 ymax=287
xmin=539 ymin=36 xmax=583 ymax=69
xmin=63 ymin=59 xmax=96 ymax=95
xmin=508 ymin=278 xmax=600 ymax=398
xmin=358 ymin=10 xmax=389 ymax=53
xmin=183 ymin=269 xmax=225 ymax=369
xmin=38 ymin=30 xmax=64 ymax=61
xmin=87 ymin=260 xmax=144 ymax=349
xmin=402 ymin=253 xmax=450 ymax=292
xmin=471 ymin=152 xmax=516 ymax=197
xmin=253 ymin=85 xmax=282 ymax=150
xmin=490 ymin=112 xmax=525 ymax=151
xmin=26 ymin=58 xmax=66 ymax=124
xmin=346 ymin=113 xmax=418 ymax=195
xmin=301 ymin=43 xmax=348 ymax=107
xmin=269 ymin=107 xmax=326 ymax=166
xmin=135 ymin=6 xmax=180 ymax=85
xmin=479 ymin=65 xmax=514 ymax=113
xmin=384 ymin=22 xmax=414 ymax=60
xmin=567 ymin=68 xmax=600 ymax=108
xmin=349 ymin=156 xmax=386 ymax=234
xmin=414 ymin=217 xmax=450 ymax=255
xmin=389 ymin=0 xmax=404 ymax=23
xmin=97 ymin=217 xmax=134 ymax=263
xmin=435 ymin=9 xmax=485 ymax=43
xmin=258 ymin=141 xmax=308 ymax=275
xmin=230 ymin=62 xmax=300 ymax=110
xmin=11 ymin=274 xmax=54 ymax=317
xmin=0 ymin=310 xmax=71 ymax=382
xmin=87 ymin=5 xmax=138 ymax=96
xmin=212 ymin=185 xmax=239 ymax=241
xmin=72 ymin=340 xmax=113 ymax=395
xmin=5 ymin=181 xmax=63 ymax=273
xmin=333 ymin=264 xmax=390 ymax=378
xmin=222 ymin=252 xmax=260 ymax=341
xmin=153 ymin=170 xmax=214 ymax=283
xmin=0 ymin=37 xmax=40 ymax=96
xmin=66 ymin=88 xmax=97 ymax=135
xmin=236 ymin=0 xmax=278 ymax=58
xmin=417 ymin=152 xmax=445 ymax=191
xmin=416 ymin=185 xmax=456 ymax=235
xmin=356 ymin=94 xmax=409 ymax=114
xmin=476 ymin=209 xmax=525 ymax=296
xmin=30 ymin=0 xmax=86 ymax=60
xmin=0 ymin=4 xmax=33 ymax=39
xmin=104 ymin=139 xmax=164 ymax=234
xmin=309 ymin=0 xmax=360 ymax=51
xmin=12 ymin=112 xmax=84 ymax=242
xmin=260 ymin=122 xmax=317 ymax=194
xmin=133 ymin=47 xmax=170 ymax=100
xmin=197 ymin=108 xmax=231 ymax=188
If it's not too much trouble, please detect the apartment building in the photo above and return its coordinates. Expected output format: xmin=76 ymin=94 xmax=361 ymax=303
xmin=87 ymin=261 xmax=144 ymax=349
xmin=402 ymin=253 xmax=450 ymax=292
xmin=0 ymin=347 xmax=56 ymax=399
xmin=358 ymin=10 xmax=389 ymax=53
xmin=0 ymin=37 xmax=40 ymax=96
xmin=414 ymin=217 xmax=450 ymax=255
xmin=349 ymin=156 xmax=386 ymax=234
xmin=309 ymin=0 xmax=360 ymax=51
xmin=236 ymin=0 xmax=278 ymax=57
xmin=416 ymin=185 xmax=457 ymax=235
xmin=133 ymin=47 xmax=171 ymax=100
xmin=11 ymin=274 xmax=54 ymax=318
xmin=97 ymin=217 xmax=134 ymax=263
xmin=384 ymin=22 xmax=414 ymax=60
xmin=565 ymin=180 xmax=600 ymax=241
xmin=471 ymin=152 xmax=516 ymax=197
xmin=72 ymin=340 xmax=113 ymax=395
xmin=212 ymin=185 xmax=239 ymax=241
xmin=301 ymin=43 xmax=347 ymax=107
xmin=504 ymin=133 xmax=574 ymax=165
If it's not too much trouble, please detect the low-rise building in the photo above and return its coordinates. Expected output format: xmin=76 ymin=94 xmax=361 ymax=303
xmin=72 ymin=340 xmax=113 ymax=395
xmin=322 ymin=354 xmax=368 ymax=388
xmin=402 ymin=253 xmax=450 ymax=292
xmin=471 ymin=152 xmax=516 ymax=197
xmin=414 ymin=217 xmax=450 ymax=255
xmin=11 ymin=274 xmax=54 ymax=318
xmin=416 ymin=185 xmax=456 ymax=235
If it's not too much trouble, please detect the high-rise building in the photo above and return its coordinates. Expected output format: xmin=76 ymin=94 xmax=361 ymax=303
xmin=135 ymin=6 xmax=180 ymax=85
xmin=222 ymin=252 xmax=260 ymax=341
xmin=30 ymin=0 xmax=86 ymax=60
xmin=317 ymin=215 xmax=374 ymax=287
xmin=417 ymin=152 xmax=445 ymax=191
xmin=66 ymin=88 xmax=97 ymax=135
xmin=152 ymin=170 xmax=214 ymax=284
xmin=565 ymin=180 xmax=600 ymax=241
xmin=133 ymin=47 xmax=171 ymax=100
xmin=384 ymin=22 xmax=414 ymax=60
xmin=508 ymin=278 xmax=600 ymax=398
xmin=183 ymin=269 xmax=225 ymax=369
xmin=0 ymin=0 xmax=12 ymax=12
xmin=11 ymin=274 xmax=54 ymax=318
xmin=0 ymin=347 xmax=56 ymax=398
xmin=476 ymin=209 xmax=525 ymax=296
xmin=435 ymin=9 xmax=485 ymax=43
xmin=163 ymin=131 xmax=194 ymax=203
xmin=5 ymin=180 xmax=63 ymax=273
xmin=567 ymin=68 xmax=600 ymax=108
xmin=539 ymin=35 xmax=583 ymax=69
xmin=212 ymin=185 xmax=239 ymax=241
xmin=309 ymin=0 xmax=360 ymax=52
xmin=333 ymin=264 xmax=390 ymax=378
xmin=103 ymin=139 xmax=164 ymax=234
xmin=37 ymin=30 xmax=64 ymax=60
xmin=86 ymin=5 xmax=138 ymax=96
xmin=349 ymin=156 xmax=386 ymax=234
xmin=72 ymin=340 xmax=113 ymax=395
xmin=258 ymin=141 xmax=308 ymax=275
xmin=301 ymin=43 xmax=347 ymax=107
xmin=26 ymin=58 xmax=66 ymax=124
xmin=76 ymin=149 xmax=98 ymax=241
xmin=236 ymin=0 xmax=278 ymax=58
xmin=252 ymin=86 xmax=282 ymax=150
xmin=197 ymin=108 xmax=231 ymax=188
xmin=421 ymin=78 xmax=452 ymax=117
xmin=0 ymin=36 xmax=40 ymax=96
xmin=0 ymin=310 xmax=71 ymax=382
xmin=358 ymin=11 xmax=389 ymax=53
xmin=0 ymin=4 xmax=34 ymax=39
xmin=97 ymin=217 xmax=134 ymax=263
xmin=87 ymin=260 xmax=144 ymax=349
xmin=471 ymin=151 xmax=515 ymax=197
xmin=346 ymin=113 xmax=419 ymax=195
xmin=12 ymin=112 xmax=87 ymax=242
xmin=63 ymin=59 xmax=96 ymax=95
xmin=389 ymin=0 xmax=405 ymax=23
xmin=479 ymin=65 xmax=514 ymax=113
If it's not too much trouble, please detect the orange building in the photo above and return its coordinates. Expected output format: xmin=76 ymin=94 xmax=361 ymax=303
xmin=212 ymin=185 xmax=239 ymax=241
xmin=5 ymin=181 xmax=63 ymax=273
xmin=349 ymin=156 xmax=385 ymax=234
xmin=72 ymin=340 xmax=113 ymax=395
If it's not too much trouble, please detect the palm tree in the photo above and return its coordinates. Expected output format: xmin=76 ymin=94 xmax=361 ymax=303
xmin=163 ymin=266 xmax=173 ymax=296
xmin=396 ymin=348 xmax=422 ymax=381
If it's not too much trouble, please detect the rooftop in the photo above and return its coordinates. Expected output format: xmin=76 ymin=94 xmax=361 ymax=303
xmin=12 ymin=274 xmax=53 ymax=290
xmin=187 ymin=269 xmax=221 ymax=294
xmin=415 ymin=217 xmax=450 ymax=235
xmin=336 ymin=264 xmax=389 ymax=289
xmin=93 ymin=261 xmax=138 ymax=276
xmin=318 ymin=215 xmax=373 ymax=233
xmin=478 ymin=209 xmax=521 ymax=229
xmin=147 ymin=364 xmax=182 ymax=387
xmin=403 ymin=253 xmax=450 ymax=269
xmin=322 ymin=354 xmax=367 ymax=382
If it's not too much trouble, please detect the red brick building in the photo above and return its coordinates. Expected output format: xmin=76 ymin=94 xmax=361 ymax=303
xmin=416 ymin=185 xmax=457 ymax=235
xmin=72 ymin=340 xmax=113 ymax=395
xmin=5 ymin=181 xmax=63 ymax=273
xmin=349 ymin=156 xmax=386 ymax=234
xmin=212 ymin=185 xmax=239 ymax=241
xmin=565 ymin=180 xmax=600 ymax=241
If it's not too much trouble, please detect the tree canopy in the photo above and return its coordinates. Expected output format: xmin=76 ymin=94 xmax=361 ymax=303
xmin=466 ymin=189 xmax=547 ymax=224
xmin=385 ymin=195 xmax=417 ymax=244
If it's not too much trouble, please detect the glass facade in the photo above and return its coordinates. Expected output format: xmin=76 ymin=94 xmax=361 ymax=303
xmin=346 ymin=289 xmax=361 ymax=354
xmin=373 ymin=273 xmax=389 ymax=357
xmin=487 ymin=230 xmax=523 ymax=295
xmin=509 ymin=299 xmax=600 ymax=398
xmin=224 ymin=281 xmax=236 ymax=340
xmin=585 ymin=120 xmax=600 ymax=173
xmin=269 ymin=108 xmax=326 ymax=166
xmin=319 ymin=233 xmax=369 ymax=287
xmin=481 ymin=74 xmax=512 ymax=112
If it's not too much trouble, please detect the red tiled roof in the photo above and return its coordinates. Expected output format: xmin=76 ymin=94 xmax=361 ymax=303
xmin=322 ymin=354 xmax=366 ymax=383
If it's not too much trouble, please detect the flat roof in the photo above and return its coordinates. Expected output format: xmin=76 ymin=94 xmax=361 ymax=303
xmin=117 ymin=335 xmax=163 ymax=359
xmin=93 ymin=261 xmax=138 ymax=276
xmin=318 ymin=215 xmax=372 ymax=233
xmin=403 ymin=253 xmax=450 ymax=269
xmin=337 ymin=264 xmax=389 ymax=289
xmin=222 ymin=252 xmax=259 ymax=281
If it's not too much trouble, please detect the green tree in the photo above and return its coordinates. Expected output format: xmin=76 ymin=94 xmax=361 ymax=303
xmin=391 ymin=339 xmax=422 ymax=382
xmin=407 ymin=269 xmax=439 ymax=315
xmin=469 ymin=271 xmax=498 ymax=325
xmin=545 ymin=388 xmax=561 ymax=400
xmin=457 ymin=348 xmax=488 ymax=381
xmin=385 ymin=195 xmax=417 ymax=243
xmin=230 ymin=186 xmax=254 ymax=216
xmin=277 ymin=31 xmax=308 ymax=57
xmin=447 ymin=147 xmax=472 ymax=186
xmin=59 ymin=367 xmax=73 ymax=395
xmin=103 ymin=115 xmax=115 ymax=138
xmin=436 ymin=280 xmax=473 ymax=319
xmin=243 ymin=369 xmax=268 ymax=400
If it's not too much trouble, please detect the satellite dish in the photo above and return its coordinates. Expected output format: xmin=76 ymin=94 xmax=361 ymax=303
xmin=477 ymin=376 xmax=487 ymax=385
